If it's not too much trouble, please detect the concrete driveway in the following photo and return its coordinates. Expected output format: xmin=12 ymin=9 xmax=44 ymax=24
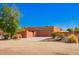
xmin=20 ymin=37 xmax=51 ymax=41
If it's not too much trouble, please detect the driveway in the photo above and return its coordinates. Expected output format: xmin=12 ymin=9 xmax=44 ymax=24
xmin=0 ymin=37 xmax=79 ymax=55
xmin=0 ymin=37 xmax=51 ymax=49
xmin=21 ymin=37 xmax=51 ymax=41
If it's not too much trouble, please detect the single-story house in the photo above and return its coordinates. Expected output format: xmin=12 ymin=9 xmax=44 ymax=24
xmin=18 ymin=26 xmax=62 ymax=38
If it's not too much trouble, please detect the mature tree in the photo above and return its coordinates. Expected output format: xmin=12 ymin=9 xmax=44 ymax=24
xmin=67 ymin=28 xmax=73 ymax=32
xmin=67 ymin=28 xmax=79 ymax=32
xmin=0 ymin=4 xmax=20 ymax=38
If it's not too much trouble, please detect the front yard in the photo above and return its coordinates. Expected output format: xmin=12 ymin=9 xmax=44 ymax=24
xmin=0 ymin=37 xmax=79 ymax=55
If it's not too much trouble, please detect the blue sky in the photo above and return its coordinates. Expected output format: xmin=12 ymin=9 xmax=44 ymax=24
xmin=0 ymin=3 xmax=79 ymax=30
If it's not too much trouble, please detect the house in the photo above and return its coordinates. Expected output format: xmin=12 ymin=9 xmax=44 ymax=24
xmin=18 ymin=26 xmax=62 ymax=38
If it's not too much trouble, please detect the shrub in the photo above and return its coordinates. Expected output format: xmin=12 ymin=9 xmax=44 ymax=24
xmin=58 ymin=33 xmax=64 ymax=38
xmin=67 ymin=34 xmax=78 ymax=43
xmin=51 ymin=32 xmax=57 ymax=39
xmin=59 ymin=33 xmax=65 ymax=41
xmin=3 ymin=33 xmax=10 ymax=40
xmin=12 ymin=34 xmax=21 ymax=40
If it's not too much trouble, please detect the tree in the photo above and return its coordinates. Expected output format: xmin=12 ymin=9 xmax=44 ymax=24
xmin=67 ymin=28 xmax=73 ymax=32
xmin=67 ymin=28 xmax=79 ymax=32
xmin=0 ymin=4 xmax=20 ymax=38
xmin=75 ymin=27 xmax=79 ymax=32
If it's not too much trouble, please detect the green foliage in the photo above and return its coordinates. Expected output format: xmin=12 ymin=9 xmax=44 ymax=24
xmin=67 ymin=34 xmax=78 ymax=43
xmin=67 ymin=28 xmax=79 ymax=32
xmin=67 ymin=28 xmax=73 ymax=32
xmin=0 ymin=4 xmax=20 ymax=38
xmin=58 ymin=33 xmax=65 ymax=39
xmin=51 ymin=32 xmax=57 ymax=39
xmin=75 ymin=28 xmax=79 ymax=32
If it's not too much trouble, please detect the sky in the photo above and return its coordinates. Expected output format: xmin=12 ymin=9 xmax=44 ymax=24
xmin=0 ymin=3 xmax=79 ymax=30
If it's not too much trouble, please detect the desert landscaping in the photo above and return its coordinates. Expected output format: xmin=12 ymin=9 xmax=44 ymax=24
xmin=0 ymin=37 xmax=79 ymax=55
xmin=0 ymin=3 xmax=79 ymax=55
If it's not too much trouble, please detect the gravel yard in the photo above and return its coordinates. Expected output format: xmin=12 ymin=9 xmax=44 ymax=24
xmin=0 ymin=37 xmax=79 ymax=55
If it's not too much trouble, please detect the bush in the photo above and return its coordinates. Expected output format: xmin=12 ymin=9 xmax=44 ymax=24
xmin=58 ymin=33 xmax=64 ymax=38
xmin=58 ymin=33 xmax=65 ymax=41
xmin=3 ymin=33 xmax=10 ymax=40
xmin=12 ymin=34 xmax=21 ymax=40
xmin=67 ymin=34 xmax=78 ymax=43
xmin=51 ymin=32 xmax=57 ymax=39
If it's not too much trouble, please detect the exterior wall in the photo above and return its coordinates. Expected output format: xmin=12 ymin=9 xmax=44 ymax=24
xmin=53 ymin=27 xmax=61 ymax=32
xmin=18 ymin=26 xmax=62 ymax=38
xmin=26 ymin=30 xmax=36 ymax=37
xmin=35 ymin=30 xmax=51 ymax=37
xmin=56 ymin=32 xmax=79 ymax=37
xmin=18 ymin=31 xmax=27 ymax=38
xmin=18 ymin=30 xmax=36 ymax=38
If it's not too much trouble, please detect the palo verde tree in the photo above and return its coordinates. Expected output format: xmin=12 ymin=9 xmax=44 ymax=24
xmin=0 ymin=4 xmax=20 ymax=38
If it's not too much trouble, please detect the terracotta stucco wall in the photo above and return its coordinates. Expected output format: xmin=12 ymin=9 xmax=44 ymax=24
xmin=26 ymin=31 xmax=33 ymax=37
xmin=56 ymin=32 xmax=79 ymax=37
xmin=53 ymin=27 xmax=61 ymax=32
xmin=19 ymin=31 xmax=27 ymax=38
xmin=26 ymin=30 xmax=36 ymax=37
xmin=18 ymin=26 xmax=62 ymax=38
xmin=35 ymin=30 xmax=51 ymax=37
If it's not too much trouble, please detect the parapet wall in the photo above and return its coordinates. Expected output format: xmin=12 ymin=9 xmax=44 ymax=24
xmin=56 ymin=32 xmax=79 ymax=37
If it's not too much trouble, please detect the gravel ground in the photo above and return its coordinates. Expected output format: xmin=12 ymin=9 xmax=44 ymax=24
xmin=0 ymin=37 xmax=79 ymax=55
